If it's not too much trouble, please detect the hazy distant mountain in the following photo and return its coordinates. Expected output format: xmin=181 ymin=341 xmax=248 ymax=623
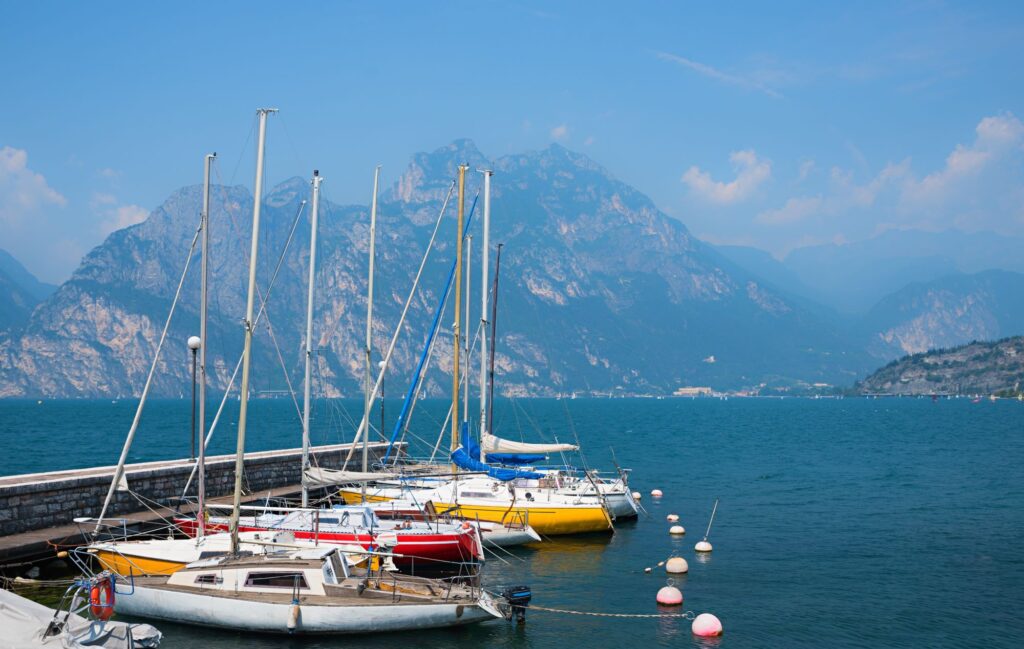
xmin=860 ymin=270 xmax=1024 ymax=358
xmin=0 ymin=140 xmax=873 ymax=398
xmin=0 ymin=249 xmax=57 ymax=335
xmin=783 ymin=230 xmax=1024 ymax=314
xmin=857 ymin=336 xmax=1024 ymax=396
xmin=709 ymin=245 xmax=812 ymax=299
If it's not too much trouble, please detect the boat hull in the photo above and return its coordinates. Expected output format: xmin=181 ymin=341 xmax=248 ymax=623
xmin=175 ymin=519 xmax=481 ymax=569
xmin=431 ymin=501 xmax=611 ymax=535
xmin=93 ymin=549 xmax=186 ymax=577
xmin=114 ymin=585 xmax=498 ymax=634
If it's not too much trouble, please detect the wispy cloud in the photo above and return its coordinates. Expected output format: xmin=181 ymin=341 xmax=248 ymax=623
xmin=753 ymin=112 xmax=1024 ymax=240
xmin=683 ymin=150 xmax=771 ymax=204
xmin=0 ymin=146 xmax=66 ymax=226
xmin=550 ymin=124 xmax=569 ymax=141
xmin=757 ymin=196 xmax=822 ymax=225
xmin=98 ymin=204 xmax=148 ymax=236
xmin=656 ymin=52 xmax=782 ymax=98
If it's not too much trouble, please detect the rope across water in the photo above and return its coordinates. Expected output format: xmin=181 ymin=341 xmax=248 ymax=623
xmin=529 ymin=604 xmax=696 ymax=619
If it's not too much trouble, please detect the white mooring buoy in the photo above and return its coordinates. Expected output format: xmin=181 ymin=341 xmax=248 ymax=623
xmin=666 ymin=513 xmax=679 ymax=522
xmin=694 ymin=498 xmax=718 ymax=552
xmin=656 ymin=579 xmax=683 ymax=606
xmin=651 ymin=489 xmax=663 ymax=498
xmin=669 ymin=525 xmax=686 ymax=535
xmin=665 ymin=556 xmax=688 ymax=574
xmin=632 ymin=491 xmax=642 ymax=501
xmin=692 ymin=612 xmax=723 ymax=637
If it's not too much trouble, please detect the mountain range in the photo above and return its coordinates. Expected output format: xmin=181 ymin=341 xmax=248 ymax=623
xmin=0 ymin=139 xmax=1022 ymax=398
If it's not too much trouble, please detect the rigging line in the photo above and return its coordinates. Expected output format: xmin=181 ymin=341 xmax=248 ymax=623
xmin=381 ymin=189 xmax=481 ymax=466
xmin=276 ymin=114 xmax=310 ymax=182
xmin=256 ymin=289 xmax=303 ymax=424
xmin=227 ymin=116 xmax=257 ymax=188
xmin=402 ymin=320 xmax=484 ymax=455
xmin=94 ymin=221 xmax=201 ymax=535
xmin=341 ymin=181 xmax=458 ymax=468
xmin=178 ymin=198 xmax=308 ymax=499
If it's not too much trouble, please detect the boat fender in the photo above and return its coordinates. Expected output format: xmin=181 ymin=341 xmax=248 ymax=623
xmin=89 ymin=577 xmax=115 ymax=620
xmin=461 ymin=521 xmax=472 ymax=531
xmin=287 ymin=602 xmax=300 ymax=632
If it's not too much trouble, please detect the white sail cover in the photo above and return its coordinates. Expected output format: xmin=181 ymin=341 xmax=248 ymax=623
xmin=480 ymin=432 xmax=578 ymax=455
xmin=0 ymin=587 xmax=162 ymax=648
xmin=303 ymin=468 xmax=399 ymax=487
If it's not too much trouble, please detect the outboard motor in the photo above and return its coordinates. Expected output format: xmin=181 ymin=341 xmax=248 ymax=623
xmin=501 ymin=585 xmax=532 ymax=624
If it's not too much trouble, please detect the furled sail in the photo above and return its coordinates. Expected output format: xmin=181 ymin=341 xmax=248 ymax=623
xmin=480 ymin=432 xmax=578 ymax=456
xmin=303 ymin=468 xmax=399 ymax=487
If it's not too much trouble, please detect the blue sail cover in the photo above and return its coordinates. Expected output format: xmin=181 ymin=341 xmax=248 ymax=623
xmin=450 ymin=447 xmax=544 ymax=481
xmin=453 ymin=424 xmax=544 ymax=480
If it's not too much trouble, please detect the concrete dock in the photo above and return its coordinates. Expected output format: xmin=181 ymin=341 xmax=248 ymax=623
xmin=0 ymin=441 xmax=400 ymax=567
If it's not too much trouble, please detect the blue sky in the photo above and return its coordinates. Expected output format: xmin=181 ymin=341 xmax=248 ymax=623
xmin=1 ymin=1 xmax=1023 ymax=282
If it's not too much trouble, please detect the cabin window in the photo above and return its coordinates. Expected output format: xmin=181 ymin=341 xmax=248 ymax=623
xmin=244 ymin=572 xmax=309 ymax=589
xmin=194 ymin=574 xmax=222 ymax=585
xmin=317 ymin=517 xmax=339 ymax=526
xmin=460 ymin=491 xmax=492 ymax=498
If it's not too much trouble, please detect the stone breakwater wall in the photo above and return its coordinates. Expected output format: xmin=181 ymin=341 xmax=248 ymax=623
xmin=0 ymin=442 xmax=395 ymax=536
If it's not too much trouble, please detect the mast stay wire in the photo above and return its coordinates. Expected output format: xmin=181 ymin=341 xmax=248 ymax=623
xmin=178 ymin=199 xmax=313 ymax=500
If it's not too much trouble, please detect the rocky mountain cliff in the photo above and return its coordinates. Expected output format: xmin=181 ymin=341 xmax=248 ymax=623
xmin=0 ymin=140 xmax=875 ymax=398
xmin=856 ymin=336 xmax=1024 ymax=396
xmin=861 ymin=270 xmax=1024 ymax=359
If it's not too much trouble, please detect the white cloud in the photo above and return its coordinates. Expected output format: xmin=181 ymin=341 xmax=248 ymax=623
xmin=550 ymin=124 xmax=569 ymax=141
xmin=751 ymin=113 xmax=1024 ymax=246
xmin=682 ymin=150 xmax=771 ymax=204
xmin=757 ymin=196 xmax=822 ymax=225
xmin=0 ymin=146 xmax=66 ymax=225
xmin=901 ymin=112 xmax=1024 ymax=207
xmin=99 ymin=204 xmax=148 ymax=235
xmin=797 ymin=159 xmax=815 ymax=182
xmin=656 ymin=52 xmax=782 ymax=98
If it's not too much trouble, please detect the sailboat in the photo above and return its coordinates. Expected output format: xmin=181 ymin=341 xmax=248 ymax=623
xmin=85 ymin=111 xmax=514 ymax=634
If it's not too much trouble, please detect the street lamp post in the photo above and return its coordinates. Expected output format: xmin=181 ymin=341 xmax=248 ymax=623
xmin=188 ymin=336 xmax=202 ymax=461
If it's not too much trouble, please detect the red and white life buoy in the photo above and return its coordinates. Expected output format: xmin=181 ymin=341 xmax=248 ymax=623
xmin=89 ymin=577 xmax=115 ymax=620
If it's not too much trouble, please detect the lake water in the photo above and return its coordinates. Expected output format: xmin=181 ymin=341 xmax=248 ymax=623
xmin=2 ymin=397 xmax=1022 ymax=648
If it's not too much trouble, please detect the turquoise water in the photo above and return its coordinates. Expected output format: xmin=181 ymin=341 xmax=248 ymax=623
xmin=2 ymin=397 xmax=1022 ymax=647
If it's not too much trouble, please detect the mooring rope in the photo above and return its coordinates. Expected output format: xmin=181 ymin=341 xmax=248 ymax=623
xmin=529 ymin=604 xmax=696 ymax=619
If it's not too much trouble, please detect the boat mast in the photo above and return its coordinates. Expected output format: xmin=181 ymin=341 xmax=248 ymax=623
xmin=487 ymin=243 xmax=503 ymax=447
xmin=451 ymin=164 xmax=467 ymax=472
xmin=362 ymin=166 xmax=380 ymax=501
xmin=478 ymin=170 xmax=492 ymax=457
xmin=197 ymin=152 xmax=215 ymax=538
xmin=301 ymin=170 xmax=323 ymax=508
xmin=462 ymin=235 xmax=472 ymax=426
xmin=229 ymin=107 xmax=276 ymax=554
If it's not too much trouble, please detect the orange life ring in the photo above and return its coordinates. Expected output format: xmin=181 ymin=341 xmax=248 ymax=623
xmin=89 ymin=578 xmax=115 ymax=620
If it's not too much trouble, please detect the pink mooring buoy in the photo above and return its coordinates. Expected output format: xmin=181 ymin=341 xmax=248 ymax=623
xmin=656 ymin=580 xmax=683 ymax=606
xmin=691 ymin=613 xmax=723 ymax=637
xmin=651 ymin=489 xmax=663 ymax=498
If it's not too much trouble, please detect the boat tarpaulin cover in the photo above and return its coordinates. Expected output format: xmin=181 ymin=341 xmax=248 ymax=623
xmin=0 ymin=587 xmax=162 ymax=648
xmin=450 ymin=447 xmax=544 ymax=481
xmin=480 ymin=431 xmax=578 ymax=456
xmin=462 ymin=428 xmax=545 ymax=465
xmin=303 ymin=468 xmax=399 ymax=487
